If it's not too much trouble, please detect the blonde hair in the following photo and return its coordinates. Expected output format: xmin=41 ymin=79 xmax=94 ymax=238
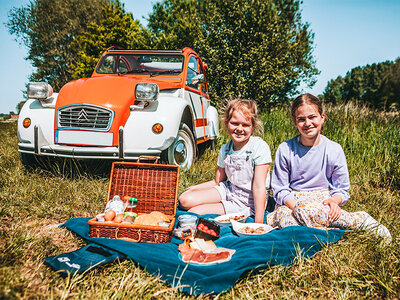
xmin=223 ymin=98 xmax=263 ymax=136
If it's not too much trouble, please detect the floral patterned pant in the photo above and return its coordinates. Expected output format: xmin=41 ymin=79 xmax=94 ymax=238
xmin=266 ymin=190 xmax=369 ymax=230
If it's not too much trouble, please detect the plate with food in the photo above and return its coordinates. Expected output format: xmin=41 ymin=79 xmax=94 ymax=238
xmin=178 ymin=241 xmax=236 ymax=266
xmin=231 ymin=219 xmax=275 ymax=237
xmin=213 ymin=212 xmax=248 ymax=226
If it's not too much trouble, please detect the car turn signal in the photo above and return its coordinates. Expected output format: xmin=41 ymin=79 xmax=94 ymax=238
xmin=152 ymin=123 xmax=163 ymax=134
xmin=23 ymin=118 xmax=31 ymax=128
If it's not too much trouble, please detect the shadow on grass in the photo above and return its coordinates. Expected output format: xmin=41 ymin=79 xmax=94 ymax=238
xmin=22 ymin=155 xmax=114 ymax=179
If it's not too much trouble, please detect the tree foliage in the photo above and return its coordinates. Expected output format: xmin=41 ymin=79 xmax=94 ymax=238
xmin=148 ymin=0 xmax=319 ymax=108
xmin=7 ymin=0 xmax=107 ymax=91
xmin=71 ymin=1 xmax=150 ymax=79
xmin=323 ymin=59 xmax=400 ymax=110
xmin=8 ymin=0 xmax=318 ymax=109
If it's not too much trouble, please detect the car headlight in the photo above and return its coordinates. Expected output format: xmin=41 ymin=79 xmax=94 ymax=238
xmin=27 ymin=82 xmax=53 ymax=100
xmin=135 ymin=83 xmax=159 ymax=101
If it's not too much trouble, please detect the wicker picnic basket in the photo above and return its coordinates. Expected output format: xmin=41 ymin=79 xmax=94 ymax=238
xmin=88 ymin=157 xmax=179 ymax=243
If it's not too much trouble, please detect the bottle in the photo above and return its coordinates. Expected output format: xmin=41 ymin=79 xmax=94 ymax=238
xmin=124 ymin=197 xmax=138 ymax=218
xmin=104 ymin=195 xmax=124 ymax=215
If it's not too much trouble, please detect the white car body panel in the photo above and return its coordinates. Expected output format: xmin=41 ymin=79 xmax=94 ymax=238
xmin=18 ymin=89 xmax=219 ymax=161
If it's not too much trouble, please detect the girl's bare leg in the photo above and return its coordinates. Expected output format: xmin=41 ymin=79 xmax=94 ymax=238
xmin=179 ymin=186 xmax=222 ymax=210
xmin=189 ymin=202 xmax=226 ymax=215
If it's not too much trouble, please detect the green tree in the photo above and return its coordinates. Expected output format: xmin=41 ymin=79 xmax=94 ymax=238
xmin=16 ymin=100 xmax=26 ymax=114
xmin=148 ymin=0 xmax=319 ymax=109
xmin=7 ymin=0 xmax=107 ymax=91
xmin=322 ymin=60 xmax=395 ymax=109
xmin=323 ymin=76 xmax=345 ymax=104
xmin=72 ymin=0 xmax=151 ymax=79
xmin=380 ymin=58 xmax=400 ymax=110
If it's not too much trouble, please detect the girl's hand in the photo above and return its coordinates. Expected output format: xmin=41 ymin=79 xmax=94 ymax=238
xmin=322 ymin=197 xmax=341 ymax=222
xmin=285 ymin=198 xmax=297 ymax=210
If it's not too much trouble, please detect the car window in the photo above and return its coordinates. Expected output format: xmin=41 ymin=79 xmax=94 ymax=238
xmin=96 ymin=54 xmax=184 ymax=75
xmin=186 ymin=56 xmax=199 ymax=90
xmin=98 ymin=56 xmax=116 ymax=73
xmin=118 ymin=58 xmax=129 ymax=73
xmin=198 ymin=64 xmax=207 ymax=94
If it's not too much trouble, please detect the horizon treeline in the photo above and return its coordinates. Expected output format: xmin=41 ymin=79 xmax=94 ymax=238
xmin=322 ymin=58 xmax=400 ymax=111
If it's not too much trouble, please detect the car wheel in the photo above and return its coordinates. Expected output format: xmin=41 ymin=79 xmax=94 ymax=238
xmin=165 ymin=123 xmax=197 ymax=169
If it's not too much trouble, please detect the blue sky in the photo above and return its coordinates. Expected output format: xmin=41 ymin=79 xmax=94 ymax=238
xmin=0 ymin=0 xmax=399 ymax=114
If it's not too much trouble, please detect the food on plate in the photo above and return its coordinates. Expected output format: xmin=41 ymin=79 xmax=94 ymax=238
xmin=114 ymin=214 xmax=125 ymax=223
xmin=214 ymin=213 xmax=248 ymax=227
xmin=104 ymin=210 xmax=116 ymax=221
xmin=188 ymin=238 xmax=217 ymax=251
xmin=231 ymin=219 xmax=275 ymax=236
xmin=237 ymin=225 xmax=269 ymax=234
xmin=178 ymin=242 xmax=234 ymax=264
xmin=216 ymin=214 xmax=246 ymax=223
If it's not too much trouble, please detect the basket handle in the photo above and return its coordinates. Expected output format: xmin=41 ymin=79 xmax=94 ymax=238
xmin=117 ymin=229 xmax=141 ymax=243
xmin=137 ymin=155 xmax=158 ymax=164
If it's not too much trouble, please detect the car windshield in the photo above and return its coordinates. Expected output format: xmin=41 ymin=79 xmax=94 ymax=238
xmin=96 ymin=53 xmax=184 ymax=75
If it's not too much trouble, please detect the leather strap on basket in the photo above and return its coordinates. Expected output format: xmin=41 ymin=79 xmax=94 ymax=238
xmin=137 ymin=155 xmax=158 ymax=164
xmin=95 ymin=228 xmax=100 ymax=238
xmin=117 ymin=229 xmax=142 ymax=243
xmin=154 ymin=233 xmax=158 ymax=243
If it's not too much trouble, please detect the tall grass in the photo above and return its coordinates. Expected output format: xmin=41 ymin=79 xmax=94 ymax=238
xmin=0 ymin=103 xmax=399 ymax=299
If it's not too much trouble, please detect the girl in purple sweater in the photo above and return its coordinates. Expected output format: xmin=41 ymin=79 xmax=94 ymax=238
xmin=267 ymin=94 xmax=391 ymax=242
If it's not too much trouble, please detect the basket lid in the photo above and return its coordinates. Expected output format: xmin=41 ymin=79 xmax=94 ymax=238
xmin=107 ymin=161 xmax=179 ymax=216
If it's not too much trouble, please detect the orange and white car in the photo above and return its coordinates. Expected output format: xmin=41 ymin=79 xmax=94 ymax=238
xmin=17 ymin=47 xmax=219 ymax=169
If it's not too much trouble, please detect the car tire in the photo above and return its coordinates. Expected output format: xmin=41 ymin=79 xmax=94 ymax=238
xmin=164 ymin=123 xmax=197 ymax=169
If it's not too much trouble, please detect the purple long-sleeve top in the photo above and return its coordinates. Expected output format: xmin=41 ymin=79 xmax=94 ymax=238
xmin=271 ymin=135 xmax=350 ymax=206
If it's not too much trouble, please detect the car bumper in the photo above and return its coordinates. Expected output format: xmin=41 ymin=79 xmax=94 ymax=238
xmin=18 ymin=143 xmax=161 ymax=160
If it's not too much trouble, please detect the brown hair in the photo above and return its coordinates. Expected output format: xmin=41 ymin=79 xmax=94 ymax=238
xmin=291 ymin=93 xmax=324 ymax=122
xmin=223 ymin=98 xmax=263 ymax=135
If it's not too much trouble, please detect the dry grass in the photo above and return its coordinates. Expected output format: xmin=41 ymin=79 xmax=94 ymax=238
xmin=1 ymin=103 xmax=399 ymax=299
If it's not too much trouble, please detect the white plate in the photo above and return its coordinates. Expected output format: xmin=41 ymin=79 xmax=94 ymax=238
xmin=231 ymin=219 xmax=275 ymax=236
xmin=213 ymin=212 xmax=248 ymax=226
xmin=179 ymin=248 xmax=236 ymax=265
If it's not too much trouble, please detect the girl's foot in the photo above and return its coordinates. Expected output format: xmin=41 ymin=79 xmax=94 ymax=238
xmin=361 ymin=215 xmax=392 ymax=243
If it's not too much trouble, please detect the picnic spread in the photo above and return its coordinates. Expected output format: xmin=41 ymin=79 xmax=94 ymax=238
xmin=44 ymin=160 xmax=345 ymax=295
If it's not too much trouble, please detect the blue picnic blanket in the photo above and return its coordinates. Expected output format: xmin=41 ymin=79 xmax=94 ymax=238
xmin=49 ymin=211 xmax=344 ymax=295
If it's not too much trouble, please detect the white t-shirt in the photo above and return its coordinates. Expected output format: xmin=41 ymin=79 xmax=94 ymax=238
xmin=217 ymin=136 xmax=272 ymax=188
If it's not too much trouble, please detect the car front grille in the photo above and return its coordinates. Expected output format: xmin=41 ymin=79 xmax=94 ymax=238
xmin=57 ymin=105 xmax=113 ymax=131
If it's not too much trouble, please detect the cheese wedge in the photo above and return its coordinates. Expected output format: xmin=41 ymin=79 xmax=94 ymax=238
xmin=189 ymin=238 xmax=217 ymax=251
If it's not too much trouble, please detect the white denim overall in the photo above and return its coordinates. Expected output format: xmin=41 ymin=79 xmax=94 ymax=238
xmin=216 ymin=137 xmax=257 ymax=216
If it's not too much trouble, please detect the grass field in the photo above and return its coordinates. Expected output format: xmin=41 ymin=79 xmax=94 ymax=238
xmin=1 ymin=103 xmax=399 ymax=299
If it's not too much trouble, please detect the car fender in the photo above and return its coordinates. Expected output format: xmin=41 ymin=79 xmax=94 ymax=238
xmin=206 ymin=105 xmax=219 ymax=139
xmin=17 ymin=94 xmax=58 ymax=146
xmin=122 ymin=95 xmax=193 ymax=152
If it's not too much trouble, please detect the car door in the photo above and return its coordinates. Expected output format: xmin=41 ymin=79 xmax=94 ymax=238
xmin=184 ymin=55 xmax=209 ymax=142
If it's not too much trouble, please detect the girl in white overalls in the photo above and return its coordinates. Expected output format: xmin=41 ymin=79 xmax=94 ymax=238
xmin=179 ymin=99 xmax=272 ymax=223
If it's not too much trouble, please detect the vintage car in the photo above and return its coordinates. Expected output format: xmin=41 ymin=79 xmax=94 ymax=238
xmin=17 ymin=47 xmax=219 ymax=169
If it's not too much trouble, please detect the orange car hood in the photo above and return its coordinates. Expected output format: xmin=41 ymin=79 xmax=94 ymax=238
xmin=55 ymin=76 xmax=135 ymax=145
xmin=55 ymin=75 xmax=181 ymax=146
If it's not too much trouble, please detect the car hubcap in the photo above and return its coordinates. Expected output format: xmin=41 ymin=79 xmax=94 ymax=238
xmin=174 ymin=140 xmax=187 ymax=164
